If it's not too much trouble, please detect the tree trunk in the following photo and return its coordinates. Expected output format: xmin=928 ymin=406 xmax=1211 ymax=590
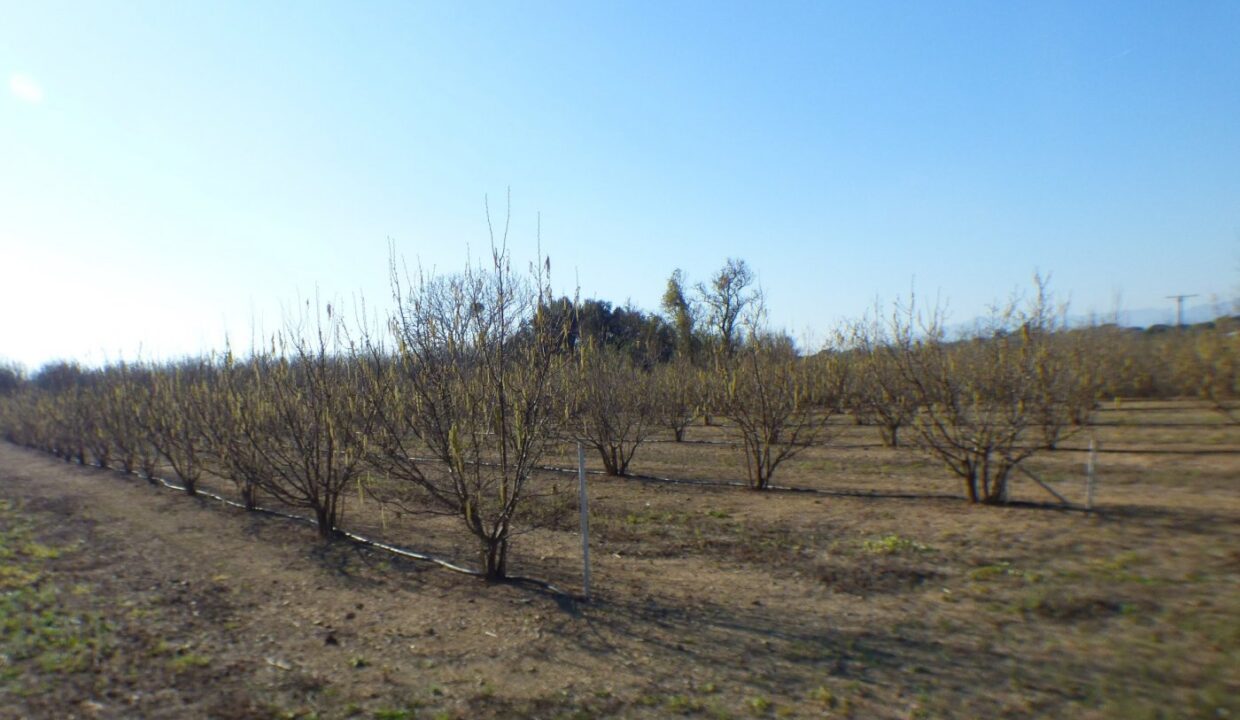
xmin=982 ymin=471 xmax=1010 ymax=505
xmin=965 ymin=470 xmax=980 ymax=503
xmin=241 ymin=483 xmax=257 ymax=511
xmin=483 ymin=537 xmax=509 ymax=581
xmin=601 ymin=445 xmax=622 ymax=476
xmin=315 ymin=504 xmax=336 ymax=540
xmin=749 ymin=447 xmax=769 ymax=491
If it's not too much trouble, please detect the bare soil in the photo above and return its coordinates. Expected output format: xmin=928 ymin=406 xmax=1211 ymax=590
xmin=1 ymin=400 xmax=1238 ymax=719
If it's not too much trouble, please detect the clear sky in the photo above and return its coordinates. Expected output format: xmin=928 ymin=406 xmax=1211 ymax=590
xmin=3 ymin=1 xmax=1238 ymax=368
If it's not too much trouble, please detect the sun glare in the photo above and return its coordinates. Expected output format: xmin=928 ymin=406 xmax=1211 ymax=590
xmin=9 ymin=73 xmax=44 ymax=104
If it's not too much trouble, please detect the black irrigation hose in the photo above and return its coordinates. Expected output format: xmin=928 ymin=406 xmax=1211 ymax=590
xmin=412 ymin=454 xmax=979 ymax=498
xmin=406 ymin=454 xmax=758 ymax=491
xmin=545 ymin=464 xmax=950 ymax=498
xmin=20 ymin=446 xmax=573 ymax=597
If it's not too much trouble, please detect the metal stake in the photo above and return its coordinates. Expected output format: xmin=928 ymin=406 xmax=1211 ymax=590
xmin=578 ymin=442 xmax=591 ymax=600
xmin=1086 ymin=438 xmax=1097 ymax=511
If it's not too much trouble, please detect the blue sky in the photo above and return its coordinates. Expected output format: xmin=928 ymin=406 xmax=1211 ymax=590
xmin=2 ymin=1 xmax=1238 ymax=368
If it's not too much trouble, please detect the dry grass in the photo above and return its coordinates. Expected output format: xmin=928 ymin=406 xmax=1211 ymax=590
xmin=3 ymin=399 xmax=1237 ymax=718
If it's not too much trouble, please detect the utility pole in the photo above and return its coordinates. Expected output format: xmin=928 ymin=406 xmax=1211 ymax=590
xmin=1166 ymin=294 xmax=1198 ymax=328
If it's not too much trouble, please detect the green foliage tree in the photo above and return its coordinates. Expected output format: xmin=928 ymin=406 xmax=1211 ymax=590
xmin=661 ymin=269 xmax=700 ymax=362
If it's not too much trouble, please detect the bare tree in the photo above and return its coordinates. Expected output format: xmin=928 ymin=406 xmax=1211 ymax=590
xmin=848 ymin=313 xmax=919 ymax=448
xmin=721 ymin=335 xmax=848 ymax=490
xmin=139 ymin=363 xmax=208 ymax=495
xmin=82 ymin=379 xmax=114 ymax=469
xmin=31 ymin=363 xmax=89 ymax=465
xmin=652 ymin=359 xmax=702 ymax=442
xmin=194 ymin=353 xmax=271 ymax=510
xmin=369 ymin=224 xmax=567 ymax=580
xmin=569 ymin=343 xmax=659 ymax=475
xmin=1190 ymin=318 xmax=1240 ymax=424
xmin=1027 ymin=324 xmax=1105 ymax=450
xmin=892 ymin=279 xmax=1061 ymax=504
xmin=98 ymin=363 xmax=148 ymax=475
xmin=242 ymin=302 xmax=379 ymax=538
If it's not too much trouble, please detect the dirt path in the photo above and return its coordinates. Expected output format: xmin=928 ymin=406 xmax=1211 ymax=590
xmin=6 ymin=435 xmax=1235 ymax=719
xmin=0 ymin=443 xmax=612 ymax=719
xmin=0 ymin=443 xmax=861 ymax=719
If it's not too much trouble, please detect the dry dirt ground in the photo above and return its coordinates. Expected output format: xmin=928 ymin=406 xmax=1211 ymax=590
xmin=1 ymin=400 xmax=1238 ymax=719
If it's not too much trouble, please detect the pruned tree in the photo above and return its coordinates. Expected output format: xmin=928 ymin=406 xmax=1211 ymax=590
xmin=28 ymin=362 xmax=88 ymax=463
xmin=1191 ymin=318 xmax=1240 ymax=424
xmin=99 ymin=364 xmax=148 ymax=475
xmin=0 ymin=388 xmax=33 ymax=446
xmin=652 ymin=359 xmax=702 ymax=442
xmin=569 ymin=343 xmax=659 ymax=475
xmin=892 ymin=278 xmax=1062 ymax=504
xmin=82 ymin=379 xmax=114 ymax=469
xmin=1060 ymin=327 xmax=1110 ymax=426
xmin=194 ymin=353 xmax=271 ymax=510
xmin=1028 ymin=326 xmax=1102 ymax=450
xmin=140 ymin=363 xmax=209 ymax=495
xmin=368 ymin=222 xmax=568 ymax=580
xmin=721 ymin=334 xmax=848 ymax=490
xmin=128 ymin=367 xmax=164 ymax=483
xmin=244 ymin=302 xmax=379 ymax=538
xmin=848 ymin=313 xmax=919 ymax=448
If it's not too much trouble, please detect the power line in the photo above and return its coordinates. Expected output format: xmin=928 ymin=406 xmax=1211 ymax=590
xmin=1166 ymin=294 xmax=1198 ymax=327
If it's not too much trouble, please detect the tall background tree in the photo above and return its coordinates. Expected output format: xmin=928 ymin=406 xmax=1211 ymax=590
xmin=697 ymin=258 xmax=759 ymax=360
xmin=0 ymin=361 xmax=24 ymax=397
xmin=661 ymin=269 xmax=700 ymax=363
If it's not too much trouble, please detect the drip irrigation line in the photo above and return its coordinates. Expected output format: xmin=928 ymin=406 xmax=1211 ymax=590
xmin=1019 ymin=445 xmax=1240 ymax=456
xmin=644 ymin=438 xmax=738 ymax=447
xmin=1087 ymin=422 xmax=1240 ymax=428
xmin=408 ymin=453 xmax=946 ymax=496
xmin=48 ymin=450 xmax=572 ymax=596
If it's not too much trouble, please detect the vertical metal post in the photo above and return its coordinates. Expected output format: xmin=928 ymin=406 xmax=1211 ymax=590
xmin=578 ymin=442 xmax=591 ymax=600
xmin=1086 ymin=438 xmax=1097 ymax=511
